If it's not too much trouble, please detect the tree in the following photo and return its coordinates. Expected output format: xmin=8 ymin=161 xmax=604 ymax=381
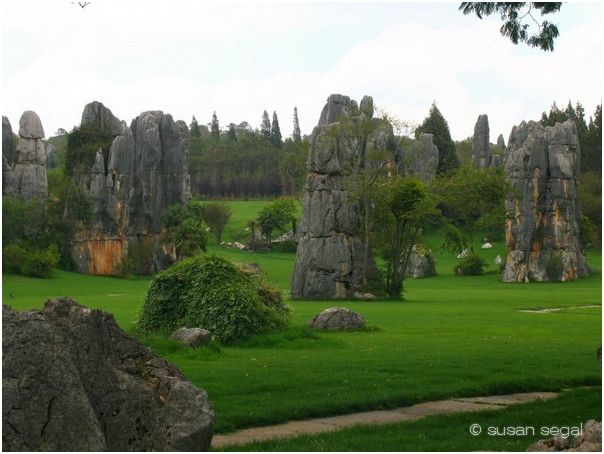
xmin=173 ymin=218 xmax=208 ymax=258
xmin=261 ymin=110 xmax=271 ymax=140
xmin=432 ymin=164 xmax=507 ymax=243
xmin=227 ymin=123 xmax=237 ymax=141
xmin=190 ymin=116 xmax=201 ymax=138
xmin=416 ymin=102 xmax=459 ymax=175
xmin=211 ymin=111 xmax=220 ymax=139
xmin=373 ymin=177 xmax=439 ymax=298
xmin=201 ymin=202 xmax=232 ymax=244
xmin=270 ymin=111 xmax=282 ymax=148
xmin=459 ymin=2 xmax=563 ymax=51
xmin=293 ymin=107 xmax=301 ymax=142
xmin=256 ymin=197 xmax=297 ymax=242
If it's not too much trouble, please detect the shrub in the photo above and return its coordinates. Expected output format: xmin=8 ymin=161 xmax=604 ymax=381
xmin=137 ymin=255 xmax=289 ymax=343
xmin=2 ymin=243 xmax=27 ymax=274
xmin=271 ymin=240 xmax=297 ymax=253
xmin=3 ymin=244 xmax=59 ymax=278
xmin=454 ymin=252 xmax=487 ymax=276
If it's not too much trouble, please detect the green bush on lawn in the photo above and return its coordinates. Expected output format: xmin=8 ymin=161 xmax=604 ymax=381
xmin=137 ymin=254 xmax=289 ymax=343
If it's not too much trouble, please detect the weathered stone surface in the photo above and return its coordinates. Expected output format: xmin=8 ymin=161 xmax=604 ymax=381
xmin=18 ymin=110 xmax=45 ymax=139
xmin=497 ymin=133 xmax=506 ymax=149
xmin=2 ymin=298 xmax=214 ymax=451
xmin=401 ymin=133 xmax=439 ymax=183
xmin=309 ymin=307 xmax=365 ymax=330
xmin=2 ymin=116 xmax=16 ymax=195
xmin=405 ymin=245 xmax=437 ymax=278
xmin=81 ymin=101 xmax=126 ymax=137
xmin=172 ymin=327 xmax=212 ymax=347
xmin=527 ymin=420 xmax=601 ymax=452
xmin=490 ymin=154 xmax=501 ymax=168
xmin=472 ymin=114 xmax=491 ymax=168
xmin=72 ymin=104 xmax=191 ymax=275
xmin=2 ymin=115 xmax=15 ymax=165
xmin=291 ymin=94 xmax=381 ymax=299
xmin=5 ymin=111 xmax=48 ymax=199
xmin=503 ymin=120 xmax=588 ymax=282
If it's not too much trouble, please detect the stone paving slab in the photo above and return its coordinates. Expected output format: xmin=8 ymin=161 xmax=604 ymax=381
xmin=211 ymin=391 xmax=560 ymax=448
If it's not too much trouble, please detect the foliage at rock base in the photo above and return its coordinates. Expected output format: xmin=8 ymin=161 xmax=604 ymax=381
xmin=137 ymin=255 xmax=289 ymax=343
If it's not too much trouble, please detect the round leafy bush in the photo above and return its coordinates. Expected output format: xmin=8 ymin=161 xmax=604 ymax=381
xmin=137 ymin=255 xmax=289 ymax=343
xmin=454 ymin=252 xmax=487 ymax=276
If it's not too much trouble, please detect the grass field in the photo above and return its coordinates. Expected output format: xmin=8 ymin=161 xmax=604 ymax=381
xmin=2 ymin=200 xmax=602 ymax=442
xmin=219 ymin=387 xmax=602 ymax=451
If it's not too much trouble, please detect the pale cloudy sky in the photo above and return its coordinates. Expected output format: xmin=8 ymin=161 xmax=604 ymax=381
xmin=1 ymin=0 xmax=602 ymax=142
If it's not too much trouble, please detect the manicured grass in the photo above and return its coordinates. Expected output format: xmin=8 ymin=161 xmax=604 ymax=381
xmin=219 ymin=387 xmax=602 ymax=451
xmin=2 ymin=202 xmax=601 ymax=435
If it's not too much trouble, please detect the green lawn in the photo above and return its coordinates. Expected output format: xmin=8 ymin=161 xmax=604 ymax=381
xmin=219 ymin=387 xmax=602 ymax=451
xmin=2 ymin=201 xmax=601 ymax=437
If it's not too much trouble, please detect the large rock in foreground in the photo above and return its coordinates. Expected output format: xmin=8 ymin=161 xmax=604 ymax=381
xmin=527 ymin=420 xmax=601 ymax=452
xmin=503 ymin=120 xmax=588 ymax=282
xmin=2 ymin=298 xmax=214 ymax=451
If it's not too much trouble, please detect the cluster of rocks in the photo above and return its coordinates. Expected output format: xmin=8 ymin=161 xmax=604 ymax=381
xmin=2 ymin=112 xmax=48 ymax=199
xmin=527 ymin=420 xmax=601 ymax=452
xmin=2 ymin=298 xmax=214 ymax=451
xmin=71 ymin=102 xmax=191 ymax=275
xmin=406 ymin=245 xmax=437 ymax=279
xmin=290 ymin=94 xmax=383 ymax=299
xmin=502 ymin=120 xmax=589 ymax=282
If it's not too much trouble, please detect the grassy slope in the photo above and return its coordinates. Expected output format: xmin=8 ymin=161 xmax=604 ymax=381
xmin=2 ymin=201 xmax=602 ymax=434
xmin=219 ymin=387 xmax=602 ymax=451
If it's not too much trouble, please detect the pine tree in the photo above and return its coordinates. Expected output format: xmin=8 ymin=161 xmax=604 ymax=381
xmin=261 ymin=110 xmax=271 ymax=140
xmin=293 ymin=107 xmax=301 ymax=142
xmin=416 ymin=102 xmax=459 ymax=174
xmin=211 ymin=111 xmax=220 ymax=139
xmin=228 ymin=123 xmax=237 ymax=141
xmin=270 ymin=111 xmax=282 ymax=148
xmin=190 ymin=116 xmax=201 ymax=138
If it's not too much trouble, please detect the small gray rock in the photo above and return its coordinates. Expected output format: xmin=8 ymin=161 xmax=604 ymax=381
xmin=172 ymin=327 xmax=212 ymax=347
xmin=527 ymin=420 xmax=601 ymax=452
xmin=309 ymin=307 xmax=365 ymax=330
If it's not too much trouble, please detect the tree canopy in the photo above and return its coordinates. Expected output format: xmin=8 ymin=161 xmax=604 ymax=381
xmin=459 ymin=2 xmax=562 ymax=51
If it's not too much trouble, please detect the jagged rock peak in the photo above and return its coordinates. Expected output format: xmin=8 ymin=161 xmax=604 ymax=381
xmin=472 ymin=114 xmax=490 ymax=168
xmin=497 ymin=133 xmax=506 ymax=149
xmin=317 ymin=94 xmax=373 ymax=127
xmin=2 ymin=116 xmax=14 ymax=165
xmin=18 ymin=110 xmax=45 ymax=139
xmin=81 ymin=101 xmax=126 ymax=136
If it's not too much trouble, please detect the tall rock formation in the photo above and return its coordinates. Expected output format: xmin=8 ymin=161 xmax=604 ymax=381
xmin=2 ymin=116 xmax=17 ymax=196
xmin=400 ymin=133 xmax=439 ymax=183
xmin=72 ymin=102 xmax=191 ymax=275
xmin=291 ymin=94 xmax=383 ymax=299
xmin=496 ymin=133 xmax=506 ymax=149
xmin=80 ymin=100 xmax=126 ymax=137
xmin=3 ymin=111 xmax=48 ymax=199
xmin=472 ymin=114 xmax=491 ymax=168
xmin=502 ymin=120 xmax=588 ymax=282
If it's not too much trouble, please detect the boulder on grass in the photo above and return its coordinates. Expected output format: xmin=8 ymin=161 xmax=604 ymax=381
xmin=2 ymin=298 xmax=214 ymax=452
xmin=527 ymin=420 xmax=601 ymax=452
xmin=172 ymin=327 xmax=212 ymax=347
xmin=309 ymin=307 xmax=365 ymax=330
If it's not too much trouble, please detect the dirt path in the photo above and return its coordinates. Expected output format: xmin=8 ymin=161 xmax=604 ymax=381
xmin=212 ymin=391 xmax=559 ymax=448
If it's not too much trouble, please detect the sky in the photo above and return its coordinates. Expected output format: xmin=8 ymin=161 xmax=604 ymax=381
xmin=1 ymin=0 xmax=602 ymax=142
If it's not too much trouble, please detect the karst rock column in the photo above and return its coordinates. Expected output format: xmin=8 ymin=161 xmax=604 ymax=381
xmin=472 ymin=114 xmax=491 ymax=168
xmin=291 ymin=94 xmax=379 ymax=299
xmin=3 ymin=111 xmax=48 ymax=199
xmin=502 ymin=120 xmax=588 ymax=282
xmin=72 ymin=102 xmax=191 ymax=275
